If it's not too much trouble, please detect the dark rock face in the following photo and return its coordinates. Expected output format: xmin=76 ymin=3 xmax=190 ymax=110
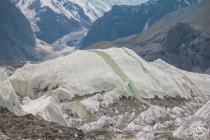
xmin=81 ymin=0 xmax=199 ymax=48
xmin=161 ymin=23 xmax=210 ymax=72
xmin=0 ymin=0 xmax=37 ymax=63
xmin=0 ymin=106 xmax=85 ymax=140
xmin=111 ymin=23 xmax=210 ymax=73
xmin=123 ymin=23 xmax=210 ymax=73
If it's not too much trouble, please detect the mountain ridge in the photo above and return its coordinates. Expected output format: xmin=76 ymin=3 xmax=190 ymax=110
xmin=81 ymin=0 xmax=200 ymax=48
xmin=12 ymin=0 xmax=148 ymax=44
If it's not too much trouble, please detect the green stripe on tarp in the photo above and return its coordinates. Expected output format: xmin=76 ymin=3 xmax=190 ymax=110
xmin=89 ymin=49 xmax=152 ymax=106
xmin=89 ymin=50 xmax=139 ymax=98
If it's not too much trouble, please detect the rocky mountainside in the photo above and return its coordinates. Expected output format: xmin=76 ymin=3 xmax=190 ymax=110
xmin=12 ymin=0 xmax=147 ymax=44
xmin=159 ymin=23 xmax=210 ymax=72
xmin=88 ymin=0 xmax=210 ymax=73
xmin=81 ymin=0 xmax=199 ymax=48
xmin=1 ymin=48 xmax=209 ymax=139
xmin=0 ymin=0 xmax=38 ymax=64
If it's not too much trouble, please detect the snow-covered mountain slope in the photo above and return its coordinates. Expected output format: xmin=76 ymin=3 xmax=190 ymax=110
xmin=67 ymin=0 xmax=149 ymax=21
xmin=15 ymin=0 xmax=148 ymax=22
xmin=12 ymin=0 xmax=200 ymax=48
xmin=12 ymin=0 xmax=148 ymax=44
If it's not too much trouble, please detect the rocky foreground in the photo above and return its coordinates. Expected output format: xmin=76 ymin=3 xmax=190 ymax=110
xmin=0 ymin=107 xmax=85 ymax=140
xmin=1 ymin=48 xmax=210 ymax=139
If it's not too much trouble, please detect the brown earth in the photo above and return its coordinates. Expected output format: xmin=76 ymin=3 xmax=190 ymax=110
xmin=0 ymin=107 xmax=86 ymax=140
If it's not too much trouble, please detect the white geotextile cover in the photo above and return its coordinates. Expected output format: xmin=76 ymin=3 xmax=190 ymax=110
xmin=10 ymin=48 xmax=210 ymax=102
xmin=22 ymin=95 xmax=67 ymax=126
xmin=0 ymin=69 xmax=23 ymax=116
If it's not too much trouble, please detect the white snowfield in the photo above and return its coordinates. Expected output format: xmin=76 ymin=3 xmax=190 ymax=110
xmin=10 ymin=48 xmax=210 ymax=102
